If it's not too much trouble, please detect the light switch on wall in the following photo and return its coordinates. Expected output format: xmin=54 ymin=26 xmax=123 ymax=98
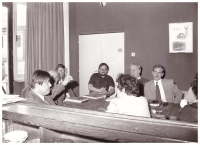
xmin=131 ymin=52 xmax=135 ymax=57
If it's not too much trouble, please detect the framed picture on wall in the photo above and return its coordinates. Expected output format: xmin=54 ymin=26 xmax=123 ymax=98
xmin=169 ymin=22 xmax=193 ymax=53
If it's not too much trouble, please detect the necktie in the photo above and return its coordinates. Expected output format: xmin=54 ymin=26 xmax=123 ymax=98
xmin=156 ymin=82 xmax=161 ymax=101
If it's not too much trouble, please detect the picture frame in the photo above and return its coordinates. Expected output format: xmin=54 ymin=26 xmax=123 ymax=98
xmin=169 ymin=22 xmax=193 ymax=53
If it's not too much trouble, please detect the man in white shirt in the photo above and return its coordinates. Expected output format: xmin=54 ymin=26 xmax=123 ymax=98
xmin=144 ymin=64 xmax=182 ymax=104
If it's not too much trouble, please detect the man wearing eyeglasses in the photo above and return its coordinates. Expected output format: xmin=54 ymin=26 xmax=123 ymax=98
xmin=88 ymin=63 xmax=115 ymax=97
xmin=144 ymin=64 xmax=182 ymax=104
xmin=25 ymin=70 xmax=72 ymax=105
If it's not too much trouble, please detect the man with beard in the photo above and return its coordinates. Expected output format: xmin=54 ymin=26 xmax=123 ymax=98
xmin=88 ymin=63 xmax=115 ymax=97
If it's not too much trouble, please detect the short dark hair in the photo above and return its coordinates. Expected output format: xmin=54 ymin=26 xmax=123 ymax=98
xmin=55 ymin=64 xmax=65 ymax=70
xmin=116 ymin=74 xmax=139 ymax=97
xmin=131 ymin=63 xmax=143 ymax=76
xmin=30 ymin=70 xmax=51 ymax=89
xmin=152 ymin=64 xmax=166 ymax=79
xmin=191 ymin=73 xmax=198 ymax=98
xmin=98 ymin=63 xmax=109 ymax=70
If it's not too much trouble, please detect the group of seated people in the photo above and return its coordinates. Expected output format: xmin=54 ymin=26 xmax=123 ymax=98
xmin=22 ymin=64 xmax=73 ymax=105
xmin=23 ymin=62 xmax=198 ymax=123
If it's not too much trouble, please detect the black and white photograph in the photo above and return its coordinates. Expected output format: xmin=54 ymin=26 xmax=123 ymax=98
xmin=1 ymin=1 xmax=198 ymax=143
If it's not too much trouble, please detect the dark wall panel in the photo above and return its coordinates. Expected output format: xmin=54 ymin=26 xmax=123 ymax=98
xmin=69 ymin=2 xmax=198 ymax=94
xmin=69 ymin=3 xmax=79 ymax=96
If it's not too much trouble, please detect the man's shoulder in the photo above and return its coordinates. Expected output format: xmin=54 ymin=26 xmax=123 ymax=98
xmin=106 ymin=74 xmax=114 ymax=80
xmin=90 ymin=73 xmax=99 ymax=77
xmin=161 ymin=79 xmax=174 ymax=84
xmin=145 ymin=80 xmax=154 ymax=86
xmin=25 ymin=90 xmax=38 ymax=99
xmin=139 ymin=77 xmax=149 ymax=83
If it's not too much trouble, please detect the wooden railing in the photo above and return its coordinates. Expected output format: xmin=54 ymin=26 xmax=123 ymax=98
xmin=2 ymin=102 xmax=198 ymax=143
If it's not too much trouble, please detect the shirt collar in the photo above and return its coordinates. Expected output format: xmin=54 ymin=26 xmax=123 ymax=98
xmin=98 ymin=73 xmax=107 ymax=78
xmin=154 ymin=79 xmax=162 ymax=85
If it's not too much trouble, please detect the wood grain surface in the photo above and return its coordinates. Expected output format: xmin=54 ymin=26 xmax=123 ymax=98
xmin=2 ymin=102 xmax=198 ymax=142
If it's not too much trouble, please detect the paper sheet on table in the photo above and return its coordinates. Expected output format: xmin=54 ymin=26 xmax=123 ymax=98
xmin=2 ymin=94 xmax=26 ymax=104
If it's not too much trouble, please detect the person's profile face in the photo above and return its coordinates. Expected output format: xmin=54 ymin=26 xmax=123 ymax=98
xmin=130 ymin=65 xmax=141 ymax=79
xmin=58 ymin=67 xmax=65 ymax=78
xmin=98 ymin=65 xmax=108 ymax=76
xmin=38 ymin=80 xmax=52 ymax=96
xmin=152 ymin=67 xmax=163 ymax=81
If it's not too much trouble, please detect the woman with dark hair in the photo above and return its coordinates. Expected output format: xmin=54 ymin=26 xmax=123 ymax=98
xmin=106 ymin=74 xmax=150 ymax=117
xmin=179 ymin=73 xmax=198 ymax=123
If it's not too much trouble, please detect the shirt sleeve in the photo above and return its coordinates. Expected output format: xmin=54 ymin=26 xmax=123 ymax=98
xmin=109 ymin=76 xmax=115 ymax=87
xmin=106 ymin=100 xmax=119 ymax=113
xmin=140 ymin=97 xmax=151 ymax=118
xmin=144 ymin=83 xmax=150 ymax=100
xmin=184 ymin=87 xmax=196 ymax=104
xmin=88 ymin=74 xmax=96 ymax=85
xmin=49 ymin=83 xmax=65 ymax=99
xmin=171 ymin=80 xmax=183 ymax=104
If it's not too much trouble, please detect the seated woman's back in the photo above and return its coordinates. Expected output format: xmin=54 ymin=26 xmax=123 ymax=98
xmin=107 ymin=95 xmax=150 ymax=117
xmin=106 ymin=74 xmax=150 ymax=118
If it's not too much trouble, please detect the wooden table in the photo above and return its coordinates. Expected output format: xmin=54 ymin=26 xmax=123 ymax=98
xmin=2 ymin=101 xmax=198 ymax=142
xmin=63 ymin=97 xmax=181 ymax=120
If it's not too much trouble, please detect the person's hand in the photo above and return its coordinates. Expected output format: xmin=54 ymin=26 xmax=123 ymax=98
xmin=106 ymin=91 xmax=110 ymax=97
xmin=98 ymin=87 xmax=107 ymax=94
xmin=62 ymin=75 xmax=73 ymax=86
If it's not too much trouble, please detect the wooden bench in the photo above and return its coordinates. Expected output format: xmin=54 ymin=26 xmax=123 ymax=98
xmin=2 ymin=102 xmax=198 ymax=143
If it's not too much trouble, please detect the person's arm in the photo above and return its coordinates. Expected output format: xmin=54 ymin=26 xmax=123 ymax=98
xmin=106 ymin=100 xmax=118 ymax=113
xmin=106 ymin=77 xmax=115 ymax=97
xmin=49 ymin=75 xmax=73 ymax=99
xmin=106 ymin=86 xmax=115 ymax=97
xmin=88 ymin=84 xmax=107 ymax=93
xmin=171 ymin=80 xmax=183 ymax=104
xmin=140 ymin=98 xmax=151 ymax=118
xmin=184 ymin=87 xmax=196 ymax=104
xmin=144 ymin=83 xmax=149 ymax=100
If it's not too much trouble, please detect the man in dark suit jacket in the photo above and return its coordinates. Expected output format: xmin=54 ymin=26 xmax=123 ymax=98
xmin=130 ymin=63 xmax=149 ymax=96
xmin=144 ymin=64 xmax=182 ymax=104
xmin=25 ymin=70 xmax=72 ymax=105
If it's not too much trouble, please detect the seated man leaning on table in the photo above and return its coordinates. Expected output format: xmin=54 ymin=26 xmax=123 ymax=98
xmin=25 ymin=70 xmax=73 ymax=105
xmin=130 ymin=63 xmax=149 ymax=96
xmin=144 ymin=64 xmax=182 ymax=104
xmin=106 ymin=74 xmax=150 ymax=117
xmin=48 ymin=70 xmax=67 ymax=106
xmin=88 ymin=63 xmax=115 ymax=97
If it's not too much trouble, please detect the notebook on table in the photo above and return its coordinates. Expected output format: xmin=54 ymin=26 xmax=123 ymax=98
xmin=63 ymin=97 xmax=88 ymax=103
xmin=82 ymin=92 xmax=106 ymax=99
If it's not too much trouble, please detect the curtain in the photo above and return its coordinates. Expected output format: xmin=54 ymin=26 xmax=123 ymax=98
xmin=25 ymin=2 xmax=65 ymax=86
